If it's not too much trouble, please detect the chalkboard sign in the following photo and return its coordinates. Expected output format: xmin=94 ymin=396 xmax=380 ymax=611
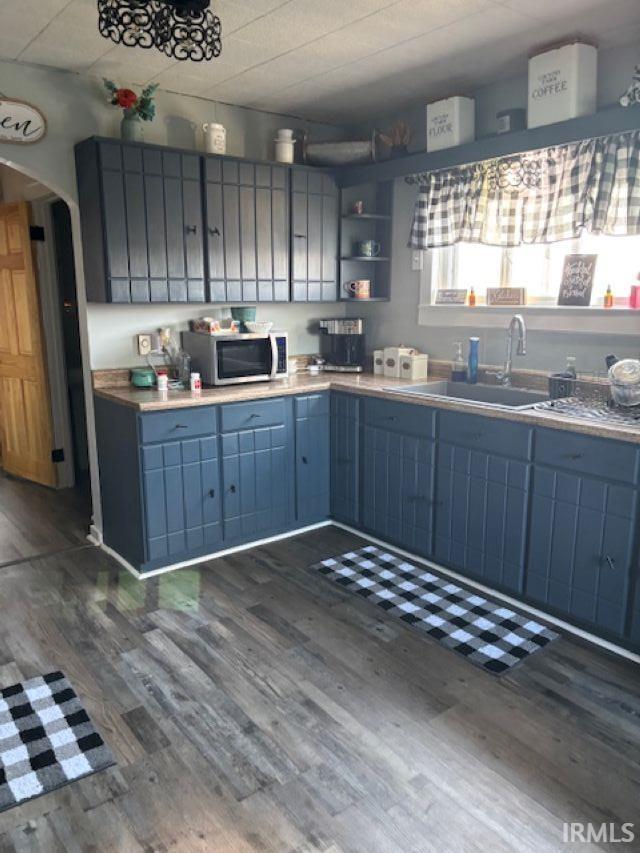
xmin=558 ymin=254 xmax=597 ymax=306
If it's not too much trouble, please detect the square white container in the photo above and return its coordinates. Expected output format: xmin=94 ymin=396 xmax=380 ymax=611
xmin=426 ymin=97 xmax=475 ymax=152
xmin=399 ymin=353 xmax=429 ymax=381
xmin=384 ymin=347 xmax=414 ymax=378
xmin=373 ymin=350 xmax=385 ymax=375
xmin=528 ymin=42 xmax=597 ymax=128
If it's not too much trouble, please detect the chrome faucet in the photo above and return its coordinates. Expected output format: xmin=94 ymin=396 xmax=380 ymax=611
xmin=492 ymin=314 xmax=527 ymax=386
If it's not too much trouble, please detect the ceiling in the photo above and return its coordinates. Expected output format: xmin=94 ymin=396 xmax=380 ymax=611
xmin=0 ymin=0 xmax=639 ymax=125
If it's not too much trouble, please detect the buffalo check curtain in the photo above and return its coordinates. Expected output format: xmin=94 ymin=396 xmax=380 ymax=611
xmin=408 ymin=130 xmax=640 ymax=248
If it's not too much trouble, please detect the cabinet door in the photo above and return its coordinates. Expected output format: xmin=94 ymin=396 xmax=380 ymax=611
xmin=141 ymin=436 xmax=221 ymax=564
xmin=526 ymin=466 xmax=635 ymax=637
xmin=295 ymin=394 xmax=330 ymax=524
xmin=434 ymin=442 xmax=530 ymax=595
xmin=204 ymin=158 xmax=289 ymax=302
xmin=95 ymin=143 xmax=205 ymax=303
xmin=291 ymin=170 xmax=339 ymax=302
xmin=362 ymin=423 xmax=434 ymax=557
xmin=330 ymin=393 xmax=360 ymax=525
xmin=221 ymin=422 xmax=294 ymax=542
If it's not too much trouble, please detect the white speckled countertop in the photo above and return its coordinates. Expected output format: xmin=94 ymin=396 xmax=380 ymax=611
xmin=94 ymin=371 xmax=640 ymax=445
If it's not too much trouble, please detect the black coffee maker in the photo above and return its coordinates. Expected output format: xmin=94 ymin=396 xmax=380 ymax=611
xmin=318 ymin=319 xmax=365 ymax=373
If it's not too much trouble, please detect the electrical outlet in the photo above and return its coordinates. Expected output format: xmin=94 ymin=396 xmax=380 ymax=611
xmin=137 ymin=334 xmax=152 ymax=356
xmin=411 ymin=251 xmax=423 ymax=272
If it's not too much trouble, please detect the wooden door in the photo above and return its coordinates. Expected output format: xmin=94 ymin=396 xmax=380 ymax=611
xmin=0 ymin=201 xmax=56 ymax=486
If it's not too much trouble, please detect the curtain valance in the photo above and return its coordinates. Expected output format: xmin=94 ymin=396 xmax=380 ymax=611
xmin=408 ymin=130 xmax=640 ymax=248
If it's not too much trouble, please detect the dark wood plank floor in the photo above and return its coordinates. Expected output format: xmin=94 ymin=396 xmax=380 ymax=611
xmin=0 ymin=471 xmax=90 ymax=566
xmin=0 ymin=525 xmax=638 ymax=852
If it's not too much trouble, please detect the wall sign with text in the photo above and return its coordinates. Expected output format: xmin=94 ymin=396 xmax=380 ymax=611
xmin=558 ymin=254 xmax=597 ymax=306
xmin=0 ymin=98 xmax=47 ymax=144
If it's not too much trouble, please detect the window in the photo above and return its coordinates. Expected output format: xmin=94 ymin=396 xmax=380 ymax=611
xmin=428 ymin=233 xmax=640 ymax=307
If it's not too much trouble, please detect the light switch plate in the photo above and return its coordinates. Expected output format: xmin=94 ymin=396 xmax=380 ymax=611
xmin=137 ymin=334 xmax=152 ymax=356
xmin=412 ymin=251 xmax=423 ymax=272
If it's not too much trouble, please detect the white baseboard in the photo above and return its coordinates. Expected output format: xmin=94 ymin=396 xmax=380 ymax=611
xmin=87 ymin=524 xmax=103 ymax=546
xmin=332 ymin=522 xmax=640 ymax=667
xmin=100 ymin=520 xmax=333 ymax=580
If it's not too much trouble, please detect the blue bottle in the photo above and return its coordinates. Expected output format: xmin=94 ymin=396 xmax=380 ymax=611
xmin=468 ymin=336 xmax=479 ymax=384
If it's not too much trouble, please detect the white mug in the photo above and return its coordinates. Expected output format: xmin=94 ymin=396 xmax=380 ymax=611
xmin=203 ymin=122 xmax=226 ymax=155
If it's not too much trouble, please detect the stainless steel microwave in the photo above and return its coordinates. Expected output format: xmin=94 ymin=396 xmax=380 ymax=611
xmin=182 ymin=331 xmax=289 ymax=386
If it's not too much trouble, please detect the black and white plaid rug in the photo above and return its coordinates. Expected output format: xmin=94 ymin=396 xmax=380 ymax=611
xmin=312 ymin=545 xmax=559 ymax=674
xmin=0 ymin=671 xmax=116 ymax=812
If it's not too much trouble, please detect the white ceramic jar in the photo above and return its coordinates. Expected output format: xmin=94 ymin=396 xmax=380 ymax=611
xmin=275 ymin=129 xmax=295 ymax=164
xmin=203 ymin=122 xmax=227 ymax=155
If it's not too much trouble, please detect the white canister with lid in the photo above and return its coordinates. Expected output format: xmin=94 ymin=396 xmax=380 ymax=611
xmin=373 ymin=350 xmax=384 ymax=375
xmin=203 ymin=123 xmax=227 ymax=155
xmin=384 ymin=346 xmax=415 ymax=378
xmin=275 ymin=129 xmax=295 ymax=164
xmin=399 ymin=352 xmax=429 ymax=381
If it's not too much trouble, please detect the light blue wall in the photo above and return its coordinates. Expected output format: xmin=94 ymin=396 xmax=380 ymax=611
xmin=345 ymin=42 xmax=640 ymax=373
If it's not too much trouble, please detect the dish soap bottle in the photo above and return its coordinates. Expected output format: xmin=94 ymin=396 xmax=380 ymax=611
xmin=451 ymin=341 xmax=467 ymax=382
xmin=468 ymin=286 xmax=476 ymax=307
xmin=564 ymin=356 xmax=577 ymax=379
xmin=468 ymin=336 xmax=479 ymax=385
xmin=604 ymin=285 xmax=614 ymax=308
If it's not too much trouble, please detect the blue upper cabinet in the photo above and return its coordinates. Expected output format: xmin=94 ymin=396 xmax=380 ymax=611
xmin=527 ymin=430 xmax=640 ymax=638
xmin=204 ymin=158 xmax=290 ymax=303
xmin=219 ymin=398 xmax=295 ymax=543
xmin=330 ymin=392 xmax=360 ymax=525
xmin=294 ymin=393 xmax=330 ymax=524
xmin=291 ymin=168 xmax=339 ymax=302
xmin=434 ymin=411 xmax=533 ymax=595
xmin=361 ymin=398 xmax=436 ymax=556
xmin=76 ymin=139 xmax=205 ymax=303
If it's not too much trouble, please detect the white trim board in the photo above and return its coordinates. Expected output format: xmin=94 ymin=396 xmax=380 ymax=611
xmin=332 ymin=522 xmax=640 ymax=667
xmin=100 ymin=520 xmax=333 ymax=580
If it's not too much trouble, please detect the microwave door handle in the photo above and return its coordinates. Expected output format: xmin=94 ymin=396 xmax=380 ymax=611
xmin=269 ymin=335 xmax=278 ymax=379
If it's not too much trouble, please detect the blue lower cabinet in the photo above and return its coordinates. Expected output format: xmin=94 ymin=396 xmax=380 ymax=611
xmin=526 ymin=466 xmax=636 ymax=638
xmin=220 ymin=420 xmax=294 ymax=543
xmin=141 ymin=436 xmax=221 ymax=565
xmin=295 ymin=393 xmax=330 ymax=524
xmin=361 ymin=416 xmax=435 ymax=556
xmin=330 ymin=392 xmax=360 ymax=525
xmin=434 ymin=442 xmax=531 ymax=595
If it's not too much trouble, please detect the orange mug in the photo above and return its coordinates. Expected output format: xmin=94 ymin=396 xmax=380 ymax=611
xmin=344 ymin=279 xmax=371 ymax=299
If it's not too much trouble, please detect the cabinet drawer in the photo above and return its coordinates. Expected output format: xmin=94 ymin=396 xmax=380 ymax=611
xmin=363 ymin=397 xmax=436 ymax=439
xmin=139 ymin=407 xmax=216 ymax=445
xmin=438 ymin=411 xmax=532 ymax=460
xmin=535 ymin=429 xmax=640 ymax=484
xmin=294 ymin=392 xmax=329 ymax=418
xmin=220 ymin=398 xmax=286 ymax=433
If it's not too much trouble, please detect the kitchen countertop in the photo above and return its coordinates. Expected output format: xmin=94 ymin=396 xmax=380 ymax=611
xmin=94 ymin=371 xmax=640 ymax=445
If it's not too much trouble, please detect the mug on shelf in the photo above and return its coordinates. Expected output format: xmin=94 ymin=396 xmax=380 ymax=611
xmin=356 ymin=239 xmax=381 ymax=257
xmin=351 ymin=200 xmax=364 ymax=215
xmin=344 ymin=279 xmax=371 ymax=300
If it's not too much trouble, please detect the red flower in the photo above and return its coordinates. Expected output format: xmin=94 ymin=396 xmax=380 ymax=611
xmin=116 ymin=88 xmax=138 ymax=110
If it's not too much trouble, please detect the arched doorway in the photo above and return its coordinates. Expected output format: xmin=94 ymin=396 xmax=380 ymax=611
xmin=0 ymin=161 xmax=93 ymax=564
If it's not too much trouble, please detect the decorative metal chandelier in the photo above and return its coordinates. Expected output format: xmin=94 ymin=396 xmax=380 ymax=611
xmin=97 ymin=0 xmax=222 ymax=62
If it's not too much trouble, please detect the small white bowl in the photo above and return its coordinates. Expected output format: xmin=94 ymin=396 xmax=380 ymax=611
xmin=245 ymin=321 xmax=274 ymax=334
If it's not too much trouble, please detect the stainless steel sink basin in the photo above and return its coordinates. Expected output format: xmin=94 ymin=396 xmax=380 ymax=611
xmin=384 ymin=380 xmax=549 ymax=410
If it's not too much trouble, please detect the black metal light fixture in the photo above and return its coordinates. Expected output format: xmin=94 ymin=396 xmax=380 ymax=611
xmin=97 ymin=0 xmax=222 ymax=62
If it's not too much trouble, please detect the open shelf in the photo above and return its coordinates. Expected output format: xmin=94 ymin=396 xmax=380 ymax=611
xmin=341 ymin=213 xmax=391 ymax=221
xmin=339 ymin=296 xmax=390 ymax=302
xmin=341 ymin=256 xmax=390 ymax=262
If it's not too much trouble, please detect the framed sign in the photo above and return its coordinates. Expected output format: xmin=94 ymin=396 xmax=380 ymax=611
xmin=486 ymin=287 xmax=527 ymax=306
xmin=0 ymin=98 xmax=47 ymax=144
xmin=558 ymin=254 xmax=597 ymax=306
xmin=436 ymin=288 xmax=467 ymax=305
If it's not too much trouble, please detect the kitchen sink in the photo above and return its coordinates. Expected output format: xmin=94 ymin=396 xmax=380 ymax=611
xmin=384 ymin=380 xmax=549 ymax=410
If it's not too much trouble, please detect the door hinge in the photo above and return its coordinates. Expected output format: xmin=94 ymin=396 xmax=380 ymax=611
xmin=52 ymin=448 xmax=65 ymax=463
xmin=30 ymin=225 xmax=46 ymax=242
